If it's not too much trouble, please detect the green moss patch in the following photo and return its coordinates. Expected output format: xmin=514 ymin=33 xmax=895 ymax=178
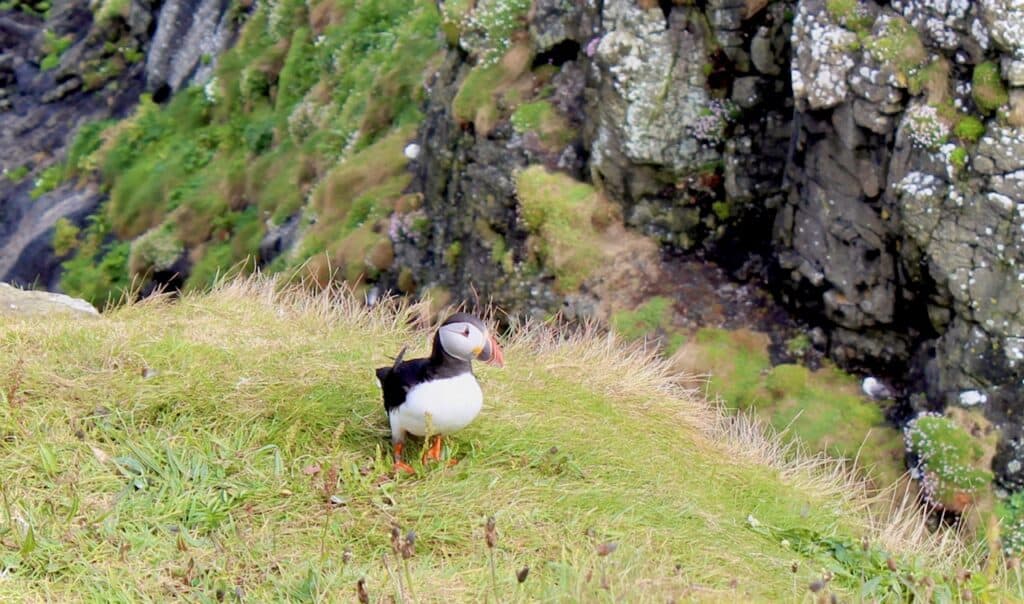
xmin=674 ymin=328 xmax=905 ymax=488
xmin=973 ymin=62 xmax=1009 ymax=114
xmin=867 ymin=17 xmax=927 ymax=85
xmin=510 ymin=100 xmax=574 ymax=151
xmin=515 ymin=166 xmax=618 ymax=293
xmin=954 ymin=115 xmax=985 ymax=143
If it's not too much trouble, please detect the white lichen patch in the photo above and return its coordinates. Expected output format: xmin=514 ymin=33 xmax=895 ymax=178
xmin=959 ymin=389 xmax=988 ymax=406
xmin=980 ymin=0 xmax=1024 ymax=51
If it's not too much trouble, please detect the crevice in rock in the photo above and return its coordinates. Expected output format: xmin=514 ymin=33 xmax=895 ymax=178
xmin=658 ymin=0 xmax=673 ymax=26
xmin=152 ymin=82 xmax=171 ymax=103
xmin=531 ymin=40 xmax=580 ymax=68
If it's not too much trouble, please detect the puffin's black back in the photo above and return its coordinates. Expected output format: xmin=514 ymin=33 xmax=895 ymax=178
xmin=376 ymin=327 xmax=474 ymax=413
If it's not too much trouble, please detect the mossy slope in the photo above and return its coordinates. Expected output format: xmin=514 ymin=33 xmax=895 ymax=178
xmin=0 ymin=279 xmax=995 ymax=601
xmin=672 ymin=328 xmax=906 ymax=489
xmin=57 ymin=0 xmax=445 ymax=307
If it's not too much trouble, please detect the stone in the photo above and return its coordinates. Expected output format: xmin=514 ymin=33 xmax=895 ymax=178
xmin=0 ymin=282 xmax=98 ymax=318
xmin=750 ymin=27 xmax=780 ymax=75
xmin=852 ymin=98 xmax=893 ymax=134
xmin=732 ymin=76 xmax=762 ymax=109
xmin=1003 ymin=57 xmax=1024 ymax=87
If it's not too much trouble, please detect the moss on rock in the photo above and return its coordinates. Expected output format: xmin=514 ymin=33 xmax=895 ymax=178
xmin=972 ymin=62 xmax=1009 ymax=114
xmin=515 ymin=166 xmax=618 ymax=293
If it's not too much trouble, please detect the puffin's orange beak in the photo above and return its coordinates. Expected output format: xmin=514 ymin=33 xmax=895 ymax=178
xmin=478 ymin=332 xmax=504 ymax=367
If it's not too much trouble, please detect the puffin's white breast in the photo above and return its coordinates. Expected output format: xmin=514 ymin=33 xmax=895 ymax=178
xmin=390 ymin=372 xmax=483 ymax=436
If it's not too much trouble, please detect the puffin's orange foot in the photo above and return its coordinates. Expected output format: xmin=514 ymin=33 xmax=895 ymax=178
xmin=393 ymin=442 xmax=414 ymax=475
xmin=422 ymin=436 xmax=444 ymax=463
xmin=445 ymin=457 xmax=459 ymax=468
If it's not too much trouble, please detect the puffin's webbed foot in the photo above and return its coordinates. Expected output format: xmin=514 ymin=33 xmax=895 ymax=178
xmin=422 ymin=435 xmax=443 ymax=463
xmin=393 ymin=442 xmax=415 ymax=475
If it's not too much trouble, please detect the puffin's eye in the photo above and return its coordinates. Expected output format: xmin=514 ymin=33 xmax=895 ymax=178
xmin=462 ymin=327 xmax=470 ymax=337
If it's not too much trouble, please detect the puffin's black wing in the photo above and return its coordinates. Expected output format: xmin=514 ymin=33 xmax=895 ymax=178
xmin=376 ymin=347 xmax=433 ymax=413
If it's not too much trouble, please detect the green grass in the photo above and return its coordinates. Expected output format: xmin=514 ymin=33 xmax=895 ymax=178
xmin=610 ymin=297 xmax=686 ymax=355
xmin=0 ymin=278 xmax=1006 ymax=601
xmin=4 ymin=165 xmax=29 ymax=183
xmin=30 ymin=163 xmax=65 ymax=200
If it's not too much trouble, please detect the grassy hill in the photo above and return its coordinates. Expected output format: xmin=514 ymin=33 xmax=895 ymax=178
xmin=0 ymin=278 xmax=1013 ymax=601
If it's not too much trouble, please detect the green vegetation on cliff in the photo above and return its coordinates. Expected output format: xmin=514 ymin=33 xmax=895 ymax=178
xmin=57 ymin=0 xmax=445 ymax=307
xmin=0 ymin=278 xmax=1007 ymax=601
xmin=672 ymin=328 xmax=906 ymax=489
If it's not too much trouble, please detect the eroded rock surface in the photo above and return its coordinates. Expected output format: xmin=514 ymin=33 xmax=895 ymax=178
xmin=0 ymin=281 xmax=98 ymax=317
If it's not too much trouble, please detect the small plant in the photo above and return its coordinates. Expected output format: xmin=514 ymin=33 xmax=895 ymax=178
xmin=4 ymin=165 xmax=29 ymax=182
xmin=867 ymin=17 xmax=927 ymax=80
xmin=30 ymin=163 xmax=65 ymax=199
xmin=784 ymin=333 xmax=812 ymax=358
xmin=690 ymin=99 xmax=739 ymax=145
xmin=458 ymin=0 xmax=531 ymax=65
xmin=51 ymin=218 xmax=80 ymax=256
xmin=904 ymin=413 xmax=992 ymax=510
xmin=825 ymin=0 xmax=873 ymax=32
xmin=973 ymin=62 xmax=1009 ymax=114
xmin=443 ymin=241 xmax=462 ymax=268
xmin=905 ymin=103 xmax=950 ymax=150
xmin=39 ymin=30 xmax=73 ymax=71
xmin=388 ymin=525 xmax=417 ymax=603
xmin=949 ymin=146 xmax=968 ymax=171
xmin=998 ymin=490 xmax=1024 ymax=557
xmin=127 ymin=224 xmax=184 ymax=276
xmin=485 ymin=516 xmax=498 ymax=599
xmin=955 ymin=116 xmax=985 ymax=143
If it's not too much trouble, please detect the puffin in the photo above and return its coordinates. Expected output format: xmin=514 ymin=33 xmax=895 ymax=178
xmin=376 ymin=312 xmax=504 ymax=473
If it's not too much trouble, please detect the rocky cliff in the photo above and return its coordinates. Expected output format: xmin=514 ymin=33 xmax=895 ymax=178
xmin=3 ymin=0 xmax=1024 ymax=490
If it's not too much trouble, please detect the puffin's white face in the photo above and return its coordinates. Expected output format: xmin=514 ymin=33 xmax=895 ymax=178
xmin=438 ymin=321 xmax=488 ymax=362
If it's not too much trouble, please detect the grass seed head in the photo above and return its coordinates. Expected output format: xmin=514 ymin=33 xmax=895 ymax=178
xmin=597 ymin=541 xmax=618 ymax=557
xmin=516 ymin=566 xmax=529 ymax=583
xmin=356 ymin=578 xmax=369 ymax=603
xmin=809 ymin=580 xmax=825 ymax=593
xmin=391 ymin=526 xmax=402 ymax=555
xmin=485 ymin=516 xmax=497 ymax=548
xmin=402 ymin=530 xmax=416 ymax=559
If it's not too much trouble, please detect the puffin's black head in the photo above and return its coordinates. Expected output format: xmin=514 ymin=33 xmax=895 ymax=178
xmin=435 ymin=312 xmax=504 ymax=367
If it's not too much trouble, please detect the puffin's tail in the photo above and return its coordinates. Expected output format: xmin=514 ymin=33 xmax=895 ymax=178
xmin=375 ymin=346 xmax=408 ymax=382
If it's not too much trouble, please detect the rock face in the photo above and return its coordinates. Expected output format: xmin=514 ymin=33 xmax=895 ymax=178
xmin=779 ymin=0 xmax=1024 ymax=484
xmin=400 ymin=0 xmax=1024 ymax=487
xmin=145 ymin=0 xmax=236 ymax=97
xmin=0 ymin=0 xmax=146 ymax=289
xmin=0 ymin=281 xmax=98 ymax=317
